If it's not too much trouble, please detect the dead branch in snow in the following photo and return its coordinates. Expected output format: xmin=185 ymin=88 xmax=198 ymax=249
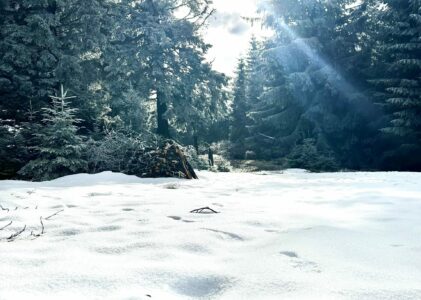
xmin=7 ymin=225 xmax=26 ymax=241
xmin=0 ymin=221 xmax=12 ymax=231
xmin=0 ymin=204 xmax=9 ymax=212
xmin=45 ymin=209 xmax=64 ymax=220
xmin=31 ymin=217 xmax=44 ymax=237
xmin=190 ymin=207 xmax=219 ymax=214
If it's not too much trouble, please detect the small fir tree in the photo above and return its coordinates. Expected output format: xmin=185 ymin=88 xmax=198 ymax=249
xmin=19 ymin=85 xmax=87 ymax=181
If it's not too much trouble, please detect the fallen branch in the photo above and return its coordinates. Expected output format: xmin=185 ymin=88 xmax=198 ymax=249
xmin=45 ymin=209 xmax=64 ymax=220
xmin=190 ymin=206 xmax=219 ymax=214
xmin=31 ymin=217 xmax=44 ymax=237
xmin=0 ymin=221 xmax=12 ymax=231
xmin=7 ymin=225 xmax=26 ymax=241
xmin=0 ymin=204 xmax=9 ymax=212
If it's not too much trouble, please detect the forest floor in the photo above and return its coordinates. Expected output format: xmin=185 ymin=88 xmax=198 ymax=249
xmin=1 ymin=170 xmax=421 ymax=299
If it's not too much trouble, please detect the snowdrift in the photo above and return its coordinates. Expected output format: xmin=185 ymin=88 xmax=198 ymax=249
xmin=1 ymin=171 xmax=421 ymax=299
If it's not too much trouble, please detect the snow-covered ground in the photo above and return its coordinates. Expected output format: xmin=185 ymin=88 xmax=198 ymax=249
xmin=1 ymin=170 xmax=421 ymax=300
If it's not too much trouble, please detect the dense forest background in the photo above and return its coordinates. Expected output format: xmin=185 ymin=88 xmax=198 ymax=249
xmin=0 ymin=0 xmax=420 ymax=180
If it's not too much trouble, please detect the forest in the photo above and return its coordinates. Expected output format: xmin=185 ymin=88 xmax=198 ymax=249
xmin=0 ymin=0 xmax=420 ymax=180
xmin=1 ymin=1 xmax=421 ymax=298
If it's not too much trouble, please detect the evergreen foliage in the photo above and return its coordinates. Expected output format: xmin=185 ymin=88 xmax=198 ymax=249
xmin=228 ymin=0 xmax=418 ymax=171
xmin=1 ymin=0 xmax=420 ymax=178
xmin=19 ymin=86 xmax=87 ymax=181
xmin=372 ymin=0 xmax=421 ymax=141
xmin=230 ymin=59 xmax=249 ymax=158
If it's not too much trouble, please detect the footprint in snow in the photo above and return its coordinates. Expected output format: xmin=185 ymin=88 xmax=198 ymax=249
xmin=170 ymin=275 xmax=232 ymax=298
xmin=202 ymin=228 xmax=244 ymax=241
xmin=87 ymin=192 xmax=112 ymax=197
xmin=265 ymin=229 xmax=281 ymax=233
xmin=167 ymin=216 xmax=196 ymax=223
xmin=163 ymin=183 xmax=179 ymax=189
xmin=96 ymin=225 xmax=121 ymax=232
xmin=49 ymin=205 xmax=63 ymax=209
xmin=59 ymin=229 xmax=81 ymax=237
xmin=279 ymin=251 xmax=321 ymax=273
xmin=280 ymin=251 xmax=298 ymax=258
xmin=122 ymin=208 xmax=135 ymax=212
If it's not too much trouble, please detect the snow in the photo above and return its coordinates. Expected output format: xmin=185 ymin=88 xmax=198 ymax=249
xmin=1 ymin=171 xmax=421 ymax=300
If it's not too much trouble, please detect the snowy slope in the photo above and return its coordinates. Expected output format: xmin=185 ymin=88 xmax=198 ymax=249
xmin=0 ymin=170 xmax=421 ymax=300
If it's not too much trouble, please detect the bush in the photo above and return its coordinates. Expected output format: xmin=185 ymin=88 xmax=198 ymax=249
xmin=286 ymin=138 xmax=339 ymax=172
xmin=184 ymin=146 xmax=209 ymax=170
xmin=86 ymin=130 xmax=158 ymax=174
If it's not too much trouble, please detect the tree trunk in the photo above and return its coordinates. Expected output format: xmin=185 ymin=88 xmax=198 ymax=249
xmin=156 ymin=90 xmax=171 ymax=138
xmin=193 ymin=134 xmax=199 ymax=155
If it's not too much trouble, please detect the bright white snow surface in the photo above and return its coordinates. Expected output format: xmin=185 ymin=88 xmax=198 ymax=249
xmin=1 ymin=170 xmax=421 ymax=300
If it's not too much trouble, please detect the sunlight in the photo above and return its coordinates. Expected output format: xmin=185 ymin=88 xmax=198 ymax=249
xmin=276 ymin=20 xmax=359 ymax=97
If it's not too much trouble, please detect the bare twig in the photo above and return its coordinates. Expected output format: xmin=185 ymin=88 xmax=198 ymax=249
xmin=45 ymin=209 xmax=64 ymax=220
xmin=7 ymin=225 xmax=26 ymax=241
xmin=31 ymin=217 xmax=44 ymax=237
xmin=190 ymin=206 xmax=219 ymax=214
xmin=0 ymin=221 xmax=12 ymax=231
xmin=198 ymin=8 xmax=216 ymax=27
xmin=258 ymin=132 xmax=276 ymax=140
xmin=0 ymin=204 xmax=9 ymax=212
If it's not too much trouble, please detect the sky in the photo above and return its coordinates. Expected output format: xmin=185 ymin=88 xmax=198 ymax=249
xmin=203 ymin=0 xmax=272 ymax=76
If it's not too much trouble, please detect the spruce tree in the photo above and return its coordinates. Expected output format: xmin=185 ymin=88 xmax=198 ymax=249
xmin=230 ymin=59 xmax=249 ymax=158
xmin=247 ymin=49 xmax=302 ymax=159
xmin=373 ymin=0 xmax=421 ymax=141
xmin=246 ymin=37 xmax=264 ymax=107
xmin=248 ymin=0 xmax=377 ymax=169
xmin=19 ymin=85 xmax=87 ymax=181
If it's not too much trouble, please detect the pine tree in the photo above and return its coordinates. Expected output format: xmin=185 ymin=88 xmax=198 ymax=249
xmin=373 ymin=0 xmax=421 ymax=141
xmin=104 ymin=0 xmax=226 ymax=138
xmin=19 ymin=85 xmax=87 ymax=181
xmin=246 ymin=36 xmax=264 ymax=107
xmin=247 ymin=49 xmax=302 ymax=159
xmin=230 ymin=59 xmax=249 ymax=158
xmin=247 ymin=0 xmax=378 ymax=169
